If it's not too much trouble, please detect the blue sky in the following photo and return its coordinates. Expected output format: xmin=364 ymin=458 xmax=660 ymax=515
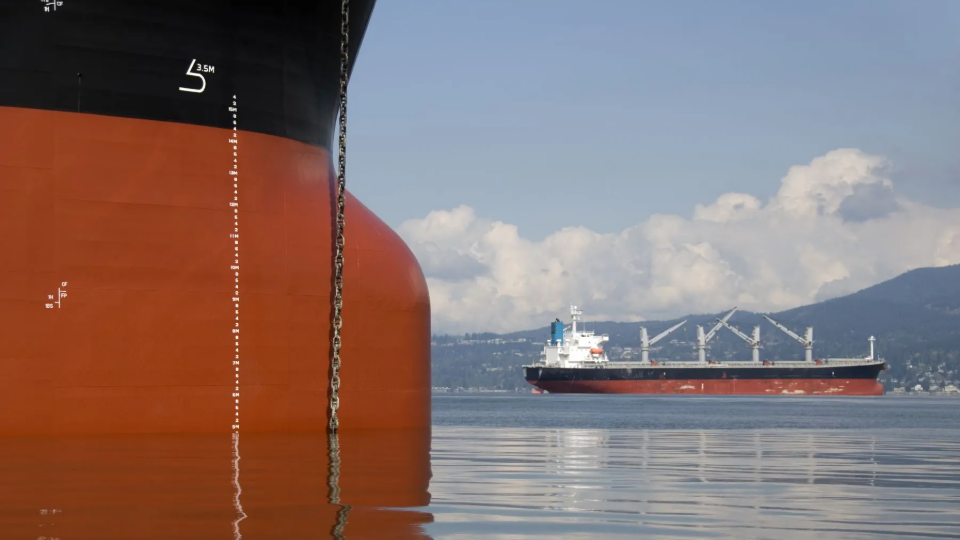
xmin=345 ymin=0 xmax=959 ymax=241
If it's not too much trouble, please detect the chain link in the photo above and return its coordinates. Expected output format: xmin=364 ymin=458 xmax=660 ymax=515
xmin=330 ymin=0 xmax=349 ymax=433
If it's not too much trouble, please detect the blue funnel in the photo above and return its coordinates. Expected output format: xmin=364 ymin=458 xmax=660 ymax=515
xmin=550 ymin=321 xmax=564 ymax=345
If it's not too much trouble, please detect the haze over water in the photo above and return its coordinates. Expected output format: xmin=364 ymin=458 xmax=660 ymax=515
xmin=2 ymin=396 xmax=959 ymax=539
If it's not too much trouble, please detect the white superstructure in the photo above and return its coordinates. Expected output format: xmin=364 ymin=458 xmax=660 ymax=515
xmin=539 ymin=305 xmax=610 ymax=368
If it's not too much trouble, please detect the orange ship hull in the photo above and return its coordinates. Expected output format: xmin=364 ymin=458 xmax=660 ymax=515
xmin=0 ymin=105 xmax=431 ymax=435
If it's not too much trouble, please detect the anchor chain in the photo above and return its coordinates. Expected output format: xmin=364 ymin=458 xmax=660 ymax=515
xmin=330 ymin=0 xmax=349 ymax=433
xmin=328 ymin=1 xmax=352 ymax=535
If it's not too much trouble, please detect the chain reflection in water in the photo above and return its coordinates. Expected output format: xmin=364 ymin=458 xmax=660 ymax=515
xmin=232 ymin=432 xmax=247 ymax=539
xmin=328 ymin=432 xmax=352 ymax=539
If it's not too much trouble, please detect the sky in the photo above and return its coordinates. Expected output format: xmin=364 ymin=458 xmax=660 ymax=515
xmin=343 ymin=0 xmax=960 ymax=334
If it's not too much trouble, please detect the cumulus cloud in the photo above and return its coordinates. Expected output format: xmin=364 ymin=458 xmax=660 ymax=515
xmin=397 ymin=149 xmax=960 ymax=334
xmin=837 ymin=182 xmax=901 ymax=222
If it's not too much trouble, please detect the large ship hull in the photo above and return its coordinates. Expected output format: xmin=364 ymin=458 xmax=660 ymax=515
xmin=0 ymin=0 xmax=431 ymax=435
xmin=524 ymin=361 xmax=886 ymax=396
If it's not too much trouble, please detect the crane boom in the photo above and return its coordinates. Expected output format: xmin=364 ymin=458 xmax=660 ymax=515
xmin=716 ymin=318 xmax=755 ymax=345
xmin=762 ymin=314 xmax=813 ymax=361
xmin=639 ymin=319 xmax=687 ymax=363
xmin=704 ymin=307 xmax=738 ymax=342
xmin=762 ymin=315 xmax=809 ymax=345
xmin=695 ymin=307 xmax=738 ymax=362
xmin=649 ymin=319 xmax=687 ymax=346
xmin=717 ymin=318 xmax=762 ymax=362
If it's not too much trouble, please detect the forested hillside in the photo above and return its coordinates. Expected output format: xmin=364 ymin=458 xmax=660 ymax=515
xmin=432 ymin=265 xmax=960 ymax=392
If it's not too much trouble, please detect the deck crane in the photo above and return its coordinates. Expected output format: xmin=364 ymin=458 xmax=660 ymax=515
xmin=716 ymin=318 xmax=761 ymax=362
xmin=639 ymin=319 xmax=687 ymax=363
xmin=696 ymin=307 xmax=738 ymax=362
xmin=762 ymin=315 xmax=813 ymax=362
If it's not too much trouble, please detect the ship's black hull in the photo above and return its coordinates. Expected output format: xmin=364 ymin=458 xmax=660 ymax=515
xmin=524 ymin=362 xmax=886 ymax=396
xmin=0 ymin=0 xmax=375 ymax=148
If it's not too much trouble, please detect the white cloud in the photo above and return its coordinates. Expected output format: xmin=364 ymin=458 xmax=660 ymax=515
xmin=397 ymin=149 xmax=960 ymax=334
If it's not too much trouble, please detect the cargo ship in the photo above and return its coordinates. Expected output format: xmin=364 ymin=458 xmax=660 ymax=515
xmin=0 ymin=0 xmax=430 ymax=435
xmin=523 ymin=306 xmax=886 ymax=395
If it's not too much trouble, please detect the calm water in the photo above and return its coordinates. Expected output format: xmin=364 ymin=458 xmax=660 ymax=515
xmin=427 ymin=395 xmax=960 ymax=539
xmin=1 ymin=395 xmax=958 ymax=539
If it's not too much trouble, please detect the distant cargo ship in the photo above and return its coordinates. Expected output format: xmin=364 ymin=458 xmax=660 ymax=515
xmin=523 ymin=306 xmax=886 ymax=396
xmin=0 ymin=0 xmax=430 ymax=435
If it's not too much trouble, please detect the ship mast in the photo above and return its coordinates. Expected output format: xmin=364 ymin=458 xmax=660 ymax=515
xmin=570 ymin=304 xmax=582 ymax=336
xmin=716 ymin=318 xmax=761 ymax=362
xmin=697 ymin=307 xmax=737 ymax=362
xmin=762 ymin=315 xmax=813 ymax=362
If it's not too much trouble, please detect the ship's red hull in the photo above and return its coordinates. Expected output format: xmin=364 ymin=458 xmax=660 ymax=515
xmin=534 ymin=378 xmax=884 ymax=396
xmin=0 ymin=106 xmax=431 ymax=435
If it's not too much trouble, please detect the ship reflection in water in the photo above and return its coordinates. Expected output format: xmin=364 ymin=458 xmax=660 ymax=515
xmin=427 ymin=426 xmax=960 ymax=539
xmin=2 ymin=414 xmax=959 ymax=538
xmin=0 ymin=429 xmax=433 ymax=539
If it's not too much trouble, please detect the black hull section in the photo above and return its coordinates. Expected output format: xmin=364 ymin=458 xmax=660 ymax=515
xmin=524 ymin=362 xmax=886 ymax=396
xmin=0 ymin=0 xmax=375 ymax=148
xmin=524 ymin=362 xmax=886 ymax=383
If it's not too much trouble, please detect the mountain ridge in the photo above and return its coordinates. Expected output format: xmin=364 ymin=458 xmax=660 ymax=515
xmin=486 ymin=263 xmax=960 ymax=340
xmin=431 ymin=264 xmax=960 ymax=392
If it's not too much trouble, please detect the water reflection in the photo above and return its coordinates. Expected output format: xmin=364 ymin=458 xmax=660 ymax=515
xmin=428 ymin=427 xmax=960 ymax=539
xmin=0 ymin=429 xmax=433 ymax=539
xmin=232 ymin=432 xmax=247 ymax=538
xmin=4 ymin=422 xmax=959 ymax=538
